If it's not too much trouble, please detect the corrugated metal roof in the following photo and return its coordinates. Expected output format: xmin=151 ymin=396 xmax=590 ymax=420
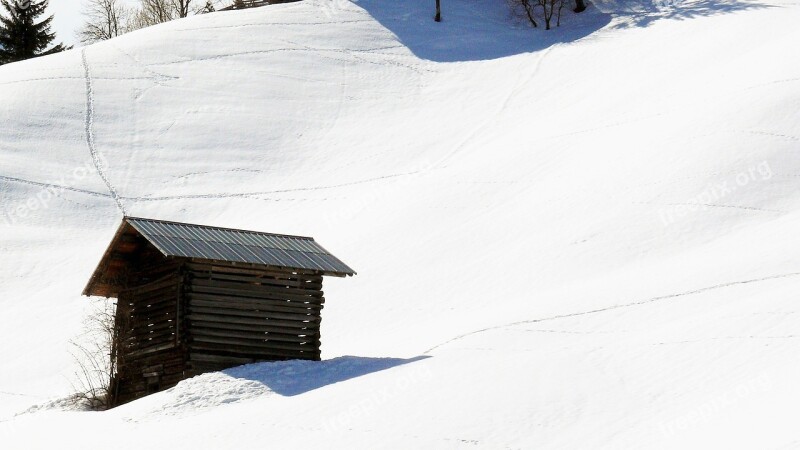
xmin=127 ymin=217 xmax=355 ymax=276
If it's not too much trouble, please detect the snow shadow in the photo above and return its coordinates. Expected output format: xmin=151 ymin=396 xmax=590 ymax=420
xmin=607 ymin=0 xmax=774 ymax=29
xmin=354 ymin=0 xmax=613 ymax=62
xmin=354 ymin=0 xmax=772 ymax=62
xmin=223 ymin=355 xmax=430 ymax=396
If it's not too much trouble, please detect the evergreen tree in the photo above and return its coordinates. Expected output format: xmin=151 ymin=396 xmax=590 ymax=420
xmin=0 ymin=0 xmax=67 ymax=65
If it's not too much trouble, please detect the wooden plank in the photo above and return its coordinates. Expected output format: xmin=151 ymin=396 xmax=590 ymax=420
xmin=131 ymin=301 xmax=177 ymax=314
xmin=128 ymin=314 xmax=176 ymax=329
xmin=128 ymin=316 xmax=176 ymax=329
xmin=127 ymin=327 xmax=176 ymax=341
xmin=189 ymin=320 xmax=318 ymax=335
xmin=127 ymin=275 xmax=180 ymax=296
xmin=190 ymin=277 xmax=324 ymax=297
xmin=187 ymin=305 xmax=316 ymax=323
xmin=187 ymin=312 xmax=319 ymax=327
xmin=133 ymin=286 xmax=178 ymax=303
xmin=189 ymin=342 xmax=319 ymax=360
xmin=191 ymin=335 xmax=318 ymax=352
xmin=131 ymin=300 xmax=177 ymax=317
xmin=188 ymin=291 xmax=323 ymax=306
xmin=189 ymin=284 xmax=324 ymax=304
xmin=189 ymin=352 xmax=255 ymax=365
xmin=191 ymin=327 xmax=318 ymax=344
xmin=127 ymin=315 xmax=175 ymax=330
xmin=188 ymin=295 xmax=323 ymax=312
xmin=187 ymin=261 xmax=322 ymax=281
xmin=128 ymin=342 xmax=177 ymax=358
xmin=192 ymin=271 xmax=323 ymax=289
xmin=127 ymin=332 xmax=176 ymax=347
xmin=142 ymin=364 xmax=164 ymax=373
xmin=128 ymin=338 xmax=177 ymax=353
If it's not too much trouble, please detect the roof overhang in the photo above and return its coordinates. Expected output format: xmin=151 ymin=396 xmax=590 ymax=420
xmin=83 ymin=217 xmax=356 ymax=298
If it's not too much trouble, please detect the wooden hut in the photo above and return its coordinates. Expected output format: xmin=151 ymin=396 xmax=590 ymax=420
xmin=83 ymin=217 xmax=355 ymax=406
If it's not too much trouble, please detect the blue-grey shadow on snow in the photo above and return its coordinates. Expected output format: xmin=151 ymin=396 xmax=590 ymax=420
xmin=354 ymin=0 xmax=613 ymax=62
xmin=223 ymin=355 xmax=430 ymax=396
xmin=354 ymin=0 xmax=773 ymax=62
xmin=609 ymin=0 xmax=773 ymax=29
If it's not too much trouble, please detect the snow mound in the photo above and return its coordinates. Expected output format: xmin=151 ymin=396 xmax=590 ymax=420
xmin=142 ymin=371 xmax=274 ymax=417
xmin=133 ymin=356 xmax=427 ymax=418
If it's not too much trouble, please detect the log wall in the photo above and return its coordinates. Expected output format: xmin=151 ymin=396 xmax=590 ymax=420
xmin=185 ymin=261 xmax=324 ymax=374
xmin=113 ymin=269 xmax=185 ymax=405
xmin=111 ymin=257 xmax=326 ymax=405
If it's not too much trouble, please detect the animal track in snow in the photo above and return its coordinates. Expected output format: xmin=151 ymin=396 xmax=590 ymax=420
xmin=425 ymin=271 xmax=800 ymax=353
xmin=81 ymin=48 xmax=127 ymax=215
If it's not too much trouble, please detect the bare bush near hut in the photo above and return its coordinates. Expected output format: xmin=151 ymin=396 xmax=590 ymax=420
xmin=79 ymin=0 xmax=129 ymax=44
xmin=70 ymin=297 xmax=124 ymax=410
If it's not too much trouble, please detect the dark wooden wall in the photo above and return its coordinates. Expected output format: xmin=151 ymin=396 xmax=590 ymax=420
xmin=111 ymin=253 xmax=185 ymax=405
xmin=184 ymin=260 xmax=325 ymax=374
xmin=111 ymin=254 xmax=325 ymax=406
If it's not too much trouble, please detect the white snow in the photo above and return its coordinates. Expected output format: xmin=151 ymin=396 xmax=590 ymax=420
xmin=1 ymin=0 xmax=800 ymax=448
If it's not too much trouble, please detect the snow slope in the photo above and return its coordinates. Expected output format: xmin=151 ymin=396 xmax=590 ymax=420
xmin=1 ymin=0 xmax=800 ymax=448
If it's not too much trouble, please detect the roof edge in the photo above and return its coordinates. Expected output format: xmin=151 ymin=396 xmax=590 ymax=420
xmin=125 ymin=216 xmax=318 ymax=242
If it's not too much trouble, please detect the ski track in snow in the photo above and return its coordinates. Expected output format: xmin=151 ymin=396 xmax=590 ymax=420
xmin=741 ymin=130 xmax=800 ymax=142
xmin=430 ymin=45 xmax=554 ymax=170
xmin=132 ymin=171 xmax=419 ymax=201
xmin=173 ymin=19 xmax=374 ymax=33
xmin=744 ymin=76 xmax=800 ymax=90
xmin=632 ymin=201 xmax=784 ymax=213
xmin=424 ymin=271 xmax=800 ymax=353
xmin=0 ymin=390 xmax=42 ymax=398
xmin=0 ymin=171 xmax=400 ymax=204
xmin=0 ymin=175 xmax=110 ymax=198
xmin=151 ymin=46 xmax=431 ymax=75
xmin=0 ymin=76 xmax=83 ymax=86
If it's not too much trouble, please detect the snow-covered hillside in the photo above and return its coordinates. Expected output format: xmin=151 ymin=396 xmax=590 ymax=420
xmin=1 ymin=0 xmax=800 ymax=448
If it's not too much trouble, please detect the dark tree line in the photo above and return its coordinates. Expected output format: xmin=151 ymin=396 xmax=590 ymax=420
xmin=0 ymin=0 xmax=67 ymax=66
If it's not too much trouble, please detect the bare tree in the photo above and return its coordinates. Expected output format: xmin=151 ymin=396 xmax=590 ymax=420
xmin=200 ymin=0 xmax=215 ymax=13
xmin=128 ymin=0 xmax=175 ymax=30
xmin=574 ymin=0 xmax=587 ymax=13
xmin=79 ymin=0 xmax=128 ymax=43
xmin=512 ymin=0 xmax=566 ymax=30
xmin=172 ymin=0 xmax=192 ymax=18
xmin=517 ymin=0 xmax=538 ymax=27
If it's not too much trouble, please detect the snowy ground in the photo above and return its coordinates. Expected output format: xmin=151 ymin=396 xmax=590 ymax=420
xmin=1 ymin=0 xmax=800 ymax=448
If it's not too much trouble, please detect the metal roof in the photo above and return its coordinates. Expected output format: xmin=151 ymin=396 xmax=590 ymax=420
xmin=126 ymin=217 xmax=356 ymax=276
xmin=83 ymin=217 xmax=355 ymax=297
